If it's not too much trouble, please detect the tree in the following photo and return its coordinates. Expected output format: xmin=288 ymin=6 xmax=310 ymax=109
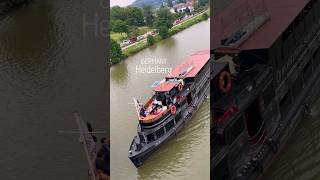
xmin=202 ymin=12 xmax=209 ymax=20
xmin=158 ymin=26 xmax=169 ymax=39
xmin=128 ymin=26 xmax=139 ymax=37
xmin=167 ymin=0 xmax=173 ymax=7
xmin=112 ymin=20 xmax=129 ymax=34
xmin=110 ymin=6 xmax=145 ymax=27
xmin=110 ymin=39 xmax=123 ymax=64
xmin=147 ymin=35 xmax=155 ymax=45
xmin=127 ymin=6 xmax=145 ymax=26
xmin=185 ymin=7 xmax=191 ymax=14
xmin=155 ymin=8 xmax=174 ymax=30
xmin=155 ymin=8 xmax=174 ymax=38
xmin=143 ymin=5 xmax=154 ymax=26
xmin=111 ymin=6 xmax=127 ymax=22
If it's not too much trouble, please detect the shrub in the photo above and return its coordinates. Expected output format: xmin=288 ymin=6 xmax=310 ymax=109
xmin=147 ymin=35 xmax=155 ymax=45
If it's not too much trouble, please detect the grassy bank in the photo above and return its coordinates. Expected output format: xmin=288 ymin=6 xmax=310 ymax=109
xmin=111 ymin=26 xmax=154 ymax=43
xmin=122 ymin=9 xmax=210 ymax=58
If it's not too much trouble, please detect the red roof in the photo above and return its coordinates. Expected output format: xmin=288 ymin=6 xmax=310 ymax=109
xmin=153 ymin=82 xmax=176 ymax=92
xmin=212 ymin=0 xmax=310 ymax=50
xmin=166 ymin=50 xmax=210 ymax=78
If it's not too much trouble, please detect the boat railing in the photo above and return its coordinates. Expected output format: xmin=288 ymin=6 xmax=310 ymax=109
xmin=213 ymin=65 xmax=272 ymax=126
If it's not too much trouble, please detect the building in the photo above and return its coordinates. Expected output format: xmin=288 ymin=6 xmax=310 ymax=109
xmin=170 ymin=0 xmax=194 ymax=13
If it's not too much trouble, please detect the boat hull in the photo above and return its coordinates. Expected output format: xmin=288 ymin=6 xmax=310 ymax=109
xmin=129 ymin=80 xmax=210 ymax=167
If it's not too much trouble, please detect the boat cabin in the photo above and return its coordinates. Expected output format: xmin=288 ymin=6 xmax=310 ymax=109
xmin=138 ymin=81 xmax=183 ymax=123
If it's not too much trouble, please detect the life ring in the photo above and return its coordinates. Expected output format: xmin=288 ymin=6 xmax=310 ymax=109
xmin=170 ymin=105 xmax=177 ymax=114
xmin=178 ymin=84 xmax=183 ymax=92
xmin=219 ymin=71 xmax=232 ymax=93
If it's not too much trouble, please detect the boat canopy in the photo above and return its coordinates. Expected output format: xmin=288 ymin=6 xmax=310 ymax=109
xmin=153 ymin=81 xmax=177 ymax=92
xmin=166 ymin=50 xmax=210 ymax=78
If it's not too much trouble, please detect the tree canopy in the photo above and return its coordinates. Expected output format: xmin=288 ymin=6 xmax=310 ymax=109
xmin=110 ymin=39 xmax=123 ymax=64
xmin=155 ymin=8 xmax=174 ymax=38
xmin=110 ymin=6 xmax=145 ymax=27
xmin=112 ymin=20 xmax=129 ymax=34
xmin=155 ymin=8 xmax=174 ymax=30
xmin=143 ymin=5 xmax=155 ymax=26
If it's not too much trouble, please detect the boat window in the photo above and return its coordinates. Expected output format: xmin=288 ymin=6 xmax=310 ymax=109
xmin=303 ymin=61 xmax=312 ymax=82
xmin=225 ymin=115 xmax=244 ymax=145
xmin=245 ymin=98 xmax=263 ymax=138
xmin=184 ymin=77 xmax=193 ymax=84
xmin=262 ymin=81 xmax=274 ymax=107
xmin=165 ymin=119 xmax=175 ymax=131
xmin=155 ymin=127 xmax=165 ymax=138
xmin=187 ymin=93 xmax=193 ymax=105
xmin=313 ymin=46 xmax=320 ymax=60
xmin=170 ymin=87 xmax=178 ymax=96
xmin=156 ymin=92 xmax=165 ymax=101
xmin=139 ymin=134 xmax=145 ymax=143
xmin=175 ymin=112 xmax=182 ymax=123
xmin=280 ymin=91 xmax=291 ymax=116
xmin=146 ymin=133 xmax=155 ymax=143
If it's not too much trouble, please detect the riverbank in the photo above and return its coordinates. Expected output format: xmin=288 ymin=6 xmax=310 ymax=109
xmin=111 ymin=8 xmax=210 ymax=65
xmin=123 ymin=9 xmax=209 ymax=57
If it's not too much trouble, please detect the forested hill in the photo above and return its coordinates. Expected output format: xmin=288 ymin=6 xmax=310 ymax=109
xmin=132 ymin=0 xmax=165 ymax=8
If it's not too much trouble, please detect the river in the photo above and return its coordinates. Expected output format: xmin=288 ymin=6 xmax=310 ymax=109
xmin=261 ymin=98 xmax=320 ymax=180
xmin=0 ymin=0 xmax=108 ymax=179
xmin=110 ymin=19 xmax=210 ymax=179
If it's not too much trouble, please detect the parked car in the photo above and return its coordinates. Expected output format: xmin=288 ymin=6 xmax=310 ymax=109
xmin=137 ymin=35 xmax=145 ymax=41
xmin=120 ymin=40 xmax=130 ymax=47
xmin=129 ymin=37 xmax=137 ymax=43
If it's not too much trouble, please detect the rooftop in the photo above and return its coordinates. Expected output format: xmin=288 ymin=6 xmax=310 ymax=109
xmin=167 ymin=50 xmax=210 ymax=78
xmin=153 ymin=81 xmax=176 ymax=92
xmin=212 ymin=0 xmax=311 ymax=50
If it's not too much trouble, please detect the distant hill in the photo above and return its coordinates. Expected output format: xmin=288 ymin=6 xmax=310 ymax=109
xmin=131 ymin=0 xmax=165 ymax=8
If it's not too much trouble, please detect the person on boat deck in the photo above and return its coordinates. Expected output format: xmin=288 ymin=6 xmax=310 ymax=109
xmin=153 ymin=98 xmax=162 ymax=106
xmin=166 ymin=97 xmax=172 ymax=106
xmin=178 ymin=78 xmax=184 ymax=86
xmin=100 ymin=138 xmax=110 ymax=170
xmin=96 ymin=148 xmax=109 ymax=176
xmin=153 ymin=106 xmax=162 ymax=115
xmin=140 ymin=106 xmax=146 ymax=117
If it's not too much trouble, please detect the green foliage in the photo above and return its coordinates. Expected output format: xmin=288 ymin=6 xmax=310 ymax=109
xmin=110 ymin=6 xmax=145 ymax=27
xmin=202 ymin=12 xmax=209 ymax=20
xmin=173 ymin=12 xmax=186 ymax=20
xmin=169 ymin=10 xmax=209 ymax=35
xmin=110 ymin=32 xmax=128 ymax=43
xmin=155 ymin=7 xmax=174 ymax=39
xmin=147 ymin=35 xmax=155 ymax=45
xmin=185 ymin=7 xmax=191 ymax=14
xmin=112 ymin=20 xmax=129 ymax=34
xmin=128 ymin=26 xmax=139 ymax=37
xmin=158 ymin=26 xmax=169 ymax=39
xmin=111 ymin=8 xmax=210 ymax=64
xmin=143 ymin=5 xmax=154 ymax=26
xmin=110 ymin=39 xmax=124 ymax=64
xmin=127 ymin=6 xmax=145 ymax=26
